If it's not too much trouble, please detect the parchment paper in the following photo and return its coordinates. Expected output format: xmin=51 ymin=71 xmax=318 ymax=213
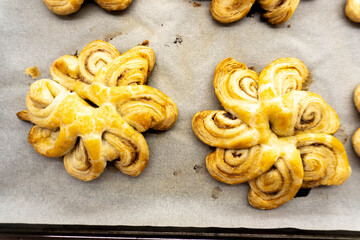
xmin=1 ymin=0 xmax=359 ymax=231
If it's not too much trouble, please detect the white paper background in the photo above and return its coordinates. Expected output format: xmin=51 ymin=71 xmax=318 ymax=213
xmin=0 ymin=0 xmax=359 ymax=231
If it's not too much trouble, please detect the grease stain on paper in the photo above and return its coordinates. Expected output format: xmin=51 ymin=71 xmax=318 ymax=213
xmin=173 ymin=169 xmax=183 ymax=176
xmin=211 ymin=186 xmax=222 ymax=200
xmin=334 ymin=126 xmax=349 ymax=145
xmin=104 ymin=31 xmax=123 ymax=42
xmin=193 ymin=165 xmax=203 ymax=173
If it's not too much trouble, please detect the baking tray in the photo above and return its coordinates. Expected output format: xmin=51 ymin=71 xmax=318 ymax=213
xmin=1 ymin=0 xmax=360 ymax=237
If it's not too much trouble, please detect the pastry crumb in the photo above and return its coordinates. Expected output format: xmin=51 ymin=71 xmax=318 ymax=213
xmin=211 ymin=186 xmax=222 ymax=200
xmin=193 ymin=165 xmax=203 ymax=173
xmin=287 ymin=24 xmax=291 ymax=28
xmin=173 ymin=169 xmax=183 ymax=176
xmin=249 ymin=66 xmax=257 ymax=72
xmin=173 ymin=35 xmax=183 ymax=45
xmin=25 ymin=66 xmax=40 ymax=79
xmin=193 ymin=2 xmax=201 ymax=7
xmin=139 ymin=40 xmax=149 ymax=46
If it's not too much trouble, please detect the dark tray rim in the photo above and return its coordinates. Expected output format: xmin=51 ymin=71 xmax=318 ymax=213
xmin=1 ymin=223 xmax=360 ymax=239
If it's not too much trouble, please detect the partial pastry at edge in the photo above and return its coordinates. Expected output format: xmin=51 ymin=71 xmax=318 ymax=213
xmin=210 ymin=0 xmax=256 ymax=23
xmin=352 ymin=84 xmax=360 ymax=157
xmin=209 ymin=0 xmax=301 ymax=25
xmin=345 ymin=0 xmax=360 ymax=23
xmin=43 ymin=0 xmax=84 ymax=15
xmin=258 ymin=0 xmax=300 ymax=25
xmin=95 ymin=0 xmax=133 ymax=11
xmin=43 ymin=0 xmax=132 ymax=15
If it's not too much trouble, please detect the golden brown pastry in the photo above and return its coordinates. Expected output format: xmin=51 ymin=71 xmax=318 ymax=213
xmin=352 ymin=84 xmax=360 ymax=157
xmin=346 ymin=0 xmax=360 ymax=23
xmin=78 ymin=40 xmax=121 ymax=84
xmin=248 ymin=137 xmax=303 ymax=210
xmin=296 ymin=133 xmax=351 ymax=188
xmin=209 ymin=0 xmax=300 ymax=24
xmin=25 ymin=66 xmax=40 ymax=79
xmin=43 ymin=0 xmax=84 ymax=15
xmin=210 ymin=0 xmax=256 ymax=24
xmin=206 ymin=133 xmax=279 ymax=185
xmin=95 ymin=0 xmax=132 ymax=11
xmin=192 ymin=57 xmax=351 ymax=209
xmin=18 ymin=41 xmax=178 ymax=181
xmin=258 ymin=0 xmax=300 ymax=25
xmin=43 ymin=0 xmax=132 ymax=15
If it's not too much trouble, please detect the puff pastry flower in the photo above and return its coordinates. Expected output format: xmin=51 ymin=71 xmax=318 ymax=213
xmin=346 ymin=0 xmax=360 ymax=23
xmin=17 ymin=40 xmax=178 ymax=181
xmin=43 ymin=0 xmax=132 ymax=15
xmin=192 ymin=57 xmax=351 ymax=209
xmin=209 ymin=0 xmax=300 ymax=25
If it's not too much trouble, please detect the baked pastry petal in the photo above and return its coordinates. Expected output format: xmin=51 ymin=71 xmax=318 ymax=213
xmin=93 ymin=46 xmax=155 ymax=86
xmin=296 ymin=133 xmax=351 ymax=188
xmin=213 ymin=57 xmax=271 ymax=141
xmin=206 ymin=133 xmax=278 ymax=185
xmin=192 ymin=110 xmax=260 ymax=149
xmin=248 ymin=137 xmax=303 ymax=210
xmin=95 ymin=0 xmax=133 ymax=11
xmin=78 ymin=40 xmax=121 ymax=84
xmin=258 ymin=0 xmax=300 ymax=25
xmin=43 ymin=0 xmax=84 ymax=15
xmin=105 ymin=84 xmax=178 ymax=132
xmin=268 ymin=91 xmax=340 ymax=136
xmin=213 ymin=58 xmax=260 ymax=119
xmin=346 ymin=0 xmax=360 ymax=23
xmin=258 ymin=57 xmax=308 ymax=100
xmin=210 ymin=0 xmax=256 ymax=23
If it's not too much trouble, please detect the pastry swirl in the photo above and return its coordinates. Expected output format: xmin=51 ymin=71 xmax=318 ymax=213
xmin=258 ymin=57 xmax=308 ymax=100
xmin=209 ymin=0 xmax=301 ymax=24
xmin=193 ymin=57 xmax=350 ymax=209
xmin=248 ymin=138 xmax=303 ymax=210
xmin=346 ymin=0 xmax=360 ymax=23
xmin=296 ymin=133 xmax=351 ymax=188
xmin=206 ymin=133 xmax=278 ymax=185
xmin=43 ymin=0 xmax=84 ymax=15
xmin=78 ymin=40 xmax=121 ymax=84
xmin=268 ymin=91 xmax=340 ymax=136
xmin=192 ymin=110 xmax=260 ymax=149
xmin=18 ymin=41 xmax=177 ymax=181
xmin=258 ymin=0 xmax=300 ymax=25
xmin=43 ymin=0 xmax=132 ymax=15
xmin=210 ymin=0 xmax=256 ymax=24
xmin=95 ymin=0 xmax=133 ymax=11
xmin=93 ymin=46 xmax=155 ymax=87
